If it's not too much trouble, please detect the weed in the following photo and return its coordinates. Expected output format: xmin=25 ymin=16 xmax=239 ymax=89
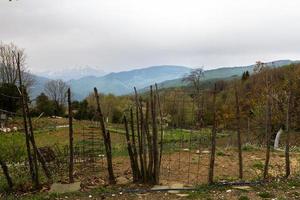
xmin=258 ymin=191 xmax=274 ymax=198
xmin=252 ymin=161 xmax=264 ymax=170
xmin=216 ymin=151 xmax=226 ymax=156
xmin=239 ymin=195 xmax=250 ymax=200
xmin=242 ymin=143 xmax=258 ymax=151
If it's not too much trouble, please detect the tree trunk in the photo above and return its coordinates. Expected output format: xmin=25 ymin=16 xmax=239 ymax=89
xmin=235 ymin=85 xmax=243 ymax=180
xmin=68 ymin=88 xmax=74 ymax=183
xmin=208 ymin=84 xmax=217 ymax=184
xmin=94 ymin=87 xmax=116 ymax=184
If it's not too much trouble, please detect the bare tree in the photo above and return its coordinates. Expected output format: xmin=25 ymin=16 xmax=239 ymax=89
xmin=183 ymin=68 xmax=205 ymax=127
xmin=0 ymin=42 xmax=34 ymax=88
xmin=44 ymin=79 xmax=68 ymax=115
xmin=182 ymin=68 xmax=204 ymax=93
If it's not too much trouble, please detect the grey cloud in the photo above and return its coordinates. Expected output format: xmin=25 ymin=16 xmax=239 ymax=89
xmin=0 ymin=0 xmax=300 ymax=73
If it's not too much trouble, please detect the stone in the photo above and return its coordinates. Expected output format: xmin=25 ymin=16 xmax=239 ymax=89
xmin=151 ymin=185 xmax=170 ymax=191
xmin=202 ymin=150 xmax=210 ymax=154
xmin=232 ymin=186 xmax=252 ymax=191
xmin=116 ymin=177 xmax=130 ymax=185
xmin=168 ymin=190 xmax=180 ymax=194
xmin=49 ymin=182 xmax=81 ymax=194
xmin=176 ymin=194 xmax=189 ymax=197
xmin=170 ymin=183 xmax=184 ymax=189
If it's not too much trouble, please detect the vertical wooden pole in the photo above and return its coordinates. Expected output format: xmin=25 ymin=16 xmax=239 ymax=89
xmin=138 ymin=97 xmax=147 ymax=182
xmin=124 ymin=115 xmax=138 ymax=181
xmin=208 ymin=83 xmax=217 ymax=184
xmin=134 ymin=87 xmax=145 ymax=181
xmin=145 ymin=100 xmax=153 ymax=180
xmin=94 ymin=87 xmax=116 ymax=184
xmin=285 ymin=91 xmax=291 ymax=178
xmin=68 ymin=88 xmax=74 ymax=183
xmin=150 ymin=85 xmax=159 ymax=184
xmin=130 ymin=108 xmax=141 ymax=180
xmin=24 ymin=93 xmax=42 ymax=187
xmin=16 ymin=53 xmax=36 ymax=186
xmin=235 ymin=84 xmax=243 ymax=179
xmin=155 ymin=83 xmax=164 ymax=173
xmin=263 ymin=91 xmax=272 ymax=180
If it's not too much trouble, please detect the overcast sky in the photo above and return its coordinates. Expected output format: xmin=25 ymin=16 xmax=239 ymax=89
xmin=1 ymin=0 xmax=300 ymax=73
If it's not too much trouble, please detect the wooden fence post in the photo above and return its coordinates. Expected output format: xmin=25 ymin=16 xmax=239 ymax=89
xmin=263 ymin=91 xmax=272 ymax=180
xmin=68 ymin=88 xmax=74 ymax=183
xmin=124 ymin=115 xmax=138 ymax=182
xmin=24 ymin=89 xmax=52 ymax=184
xmin=285 ymin=91 xmax=291 ymax=178
xmin=94 ymin=87 xmax=116 ymax=184
xmin=208 ymin=83 xmax=217 ymax=184
xmin=134 ymin=87 xmax=145 ymax=181
xmin=235 ymin=84 xmax=243 ymax=180
xmin=130 ymin=108 xmax=141 ymax=180
xmin=150 ymin=86 xmax=159 ymax=184
xmin=16 ymin=53 xmax=38 ymax=187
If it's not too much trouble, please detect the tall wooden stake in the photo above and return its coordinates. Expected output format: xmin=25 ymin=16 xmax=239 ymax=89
xmin=23 ymin=90 xmax=40 ymax=188
xmin=263 ymin=92 xmax=272 ymax=180
xmin=208 ymin=83 xmax=217 ymax=184
xmin=134 ymin=87 xmax=145 ymax=181
xmin=235 ymin=84 xmax=243 ymax=179
xmin=16 ymin=53 xmax=36 ymax=187
xmin=68 ymin=88 xmax=74 ymax=183
xmin=150 ymin=86 xmax=159 ymax=184
xmin=285 ymin=91 xmax=291 ymax=178
xmin=130 ymin=108 xmax=141 ymax=180
xmin=24 ymin=89 xmax=52 ymax=182
xmin=94 ymin=87 xmax=116 ymax=184
xmin=124 ymin=116 xmax=138 ymax=181
xmin=155 ymin=83 xmax=164 ymax=173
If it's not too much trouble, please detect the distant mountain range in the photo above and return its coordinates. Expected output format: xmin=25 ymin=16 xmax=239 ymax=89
xmin=29 ymin=60 xmax=299 ymax=100
xmin=37 ymin=66 xmax=107 ymax=81
xmin=68 ymin=65 xmax=191 ymax=98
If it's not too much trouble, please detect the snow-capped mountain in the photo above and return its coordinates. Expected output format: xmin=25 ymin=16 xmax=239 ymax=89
xmin=37 ymin=66 xmax=107 ymax=81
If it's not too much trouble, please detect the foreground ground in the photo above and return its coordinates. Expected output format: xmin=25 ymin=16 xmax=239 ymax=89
xmin=2 ymin=177 xmax=300 ymax=200
xmin=2 ymin=117 xmax=300 ymax=199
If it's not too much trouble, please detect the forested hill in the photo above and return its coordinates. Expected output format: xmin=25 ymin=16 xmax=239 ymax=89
xmin=155 ymin=60 xmax=299 ymax=89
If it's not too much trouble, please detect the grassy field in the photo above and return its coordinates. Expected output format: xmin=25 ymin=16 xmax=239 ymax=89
xmin=1 ymin=117 xmax=300 ymax=199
